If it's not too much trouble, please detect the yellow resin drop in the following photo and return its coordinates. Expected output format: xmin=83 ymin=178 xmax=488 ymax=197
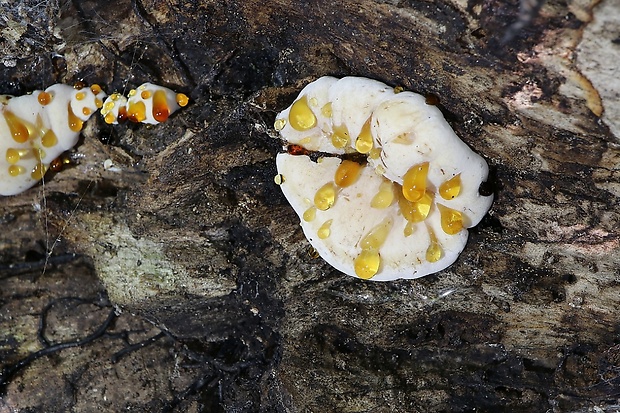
xmin=320 ymin=102 xmax=332 ymax=117
xmin=404 ymin=221 xmax=415 ymax=237
xmin=425 ymin=227 xmax=443 ymax=263
xmin=6 ymin=148 xmax=20 ymax=164
xmin=354 ymin=250 xmax=381 ymax=280
xmin=439 ymin=174 xmax=461 ymax=200
xmin=318 ymin=219 xmax=333 ymax=239
xmin=37 ymin=91 xmax=52 ymax=105
xmin=67 ymin=104 xmax=83 ymax=132
xmin=334 ymin=160 xmax=362 ymax=187
xmin=274 ymin=118 xmax=286 ymax=131
xmin=399 ymin=191 xmax=433 ymax=223
xmin=303 ymin=206 xmax=317 ymax=222
xmin=176 ymin=93 xmax=189 ymax=107
xmin=289 ymin=96 xmax=316 ymax=131
xmin=127 ymin=100 xmax=147 ymax=123
xmin=371 ymin=181 xmax=395 ymax=209
xmin=30 ymin=163 xmax=47 ymax=180
xmin=369 ymin=148 xmax=382 ymax=160
xmin=360 ymin=217 xmax=393 ymax=250
xmin=4 ymin=110 xmax=30 ymax=143
xmin=402 ymin=162 xmax=429 ymax=202
xmin=314 ymin=182 xmax=337 ymax=210
xmin=41 ymin=130 xmax=58 ymax=148
xmin=331 ymin=125 xmax=349 ymax=148
xmin=437 ymin=204 xmax=464 ymax=235
xmin=8 ymin=165 xmax=25 ymax=177
xmin=355 ymin=119 xmax=373 ymax=153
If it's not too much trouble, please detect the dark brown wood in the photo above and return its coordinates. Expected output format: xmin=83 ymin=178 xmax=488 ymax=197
xmin=1 ymin=0 xmax=618 ymax=411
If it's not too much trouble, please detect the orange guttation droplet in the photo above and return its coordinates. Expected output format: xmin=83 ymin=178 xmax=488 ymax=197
xmin=334 ymin=160 xmax=363 ymax=187
xmin=176 ymin=93 xmax=189 ymax=107
xmin=152 ymin=90 xmax=170 ymax=123
xmin=31 ymin=162 xmax=47 ymax=180
xmin=127 ymin=101 xmax=146 ymax=123
xmin=355 ymin=118 xmax=373 ymax=154
xmin=425 ymin=226 xmax=443 ymax=262
xmin=50 ymin=157 xmax=63 ymax=172
xmin=331 ymin=124 xmax=349 ymax=148
xmin=95 ymin=98 xmax=103 ymax=109
xmin=289 ymin=96 xmax=316 ymax=131
xmin=402 ymin=162 xmax=429 ymax=202
xmin=37 ymin=91 xmax=52 ymax=105
xmin=117 ymin=107 xmax=128 ymax=123
xmin=4 ymin=110 xmax=30 ymax=143
xmin=141 ymin=90 xmax=152 ymax=99
xmin=82 ymin=107 xmax=92 ymax=116
xmin=399 ymin=190 xmax=433 ymax=223
xmin=41 ymin=129 xmax=58 ymax=148
xmin=6 ymin=148 xmax=20 ymax=164
xmin=314 ymin=182 xmax=337 ymax=211
xmin=437 ymin=203 xmax=464 ymax=235
xmin=75 ymin=91 xmax=86 ymax=101
xmin=439 ymin=174 xmax=461 ymax=200
xmin=8 ymin=165 xmax=25 ymax=177
xmin=73 ymin=81 xmax=86 ymax=89
xmin=90 ymin=84 xmax=103 ymax=95
xmin=67 ymin=103 xmax=83 ymax=132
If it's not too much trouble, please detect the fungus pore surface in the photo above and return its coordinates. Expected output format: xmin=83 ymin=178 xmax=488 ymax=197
xmin=0 ymin=83 xmax=188 ymax=196
xmin=274 ymin=76 xmax=493 ymax=281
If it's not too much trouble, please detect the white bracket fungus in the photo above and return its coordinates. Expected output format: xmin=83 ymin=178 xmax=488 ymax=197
xmin=274 ymin=76 xmax=493 ymax=281
xmin=0 ymin=83 xmax=188 ymax=196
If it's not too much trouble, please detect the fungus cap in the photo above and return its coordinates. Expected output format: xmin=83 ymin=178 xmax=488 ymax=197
xmin=274 ymin=76 xmax=493 ymax=281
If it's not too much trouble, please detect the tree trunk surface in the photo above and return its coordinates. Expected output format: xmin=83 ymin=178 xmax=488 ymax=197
xmin=1 ymin=0 xmax=619 ymax=412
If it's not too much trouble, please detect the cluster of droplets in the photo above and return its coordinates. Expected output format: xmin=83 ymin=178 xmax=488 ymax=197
xmin=1 ymin=82 xmax=188 ymax=196
xmin=273 ymin=76 xmax=492 ymax=281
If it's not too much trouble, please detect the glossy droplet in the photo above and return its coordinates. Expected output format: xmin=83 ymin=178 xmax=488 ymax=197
xmin=75 ymin=91 xmax=86 ymax=101
xmin=90 ymin=84 xmax=103 ymax=95
xmin=331 ymin=125 xmax=349 ymax=148
xmin=152 ymin=90 xmax=170 ymax=122
xmin=355 ymin=118 xmax=373 ymax=153
xmin=354 ymin=250 xmax=381 ymax=280
xmin=117 ymin=107 xmax=128 ymax=123
xmin=128 ymin=100 xmax=147 ymax=123
xmin=314 ymin=182 xmax=336 ymax=211
xmin=289 ymin=96 xmax=316 ymax=131
xmin=369 ymin=148 xmax=382 ymax=160
xmin=8 ymin=165 xmax=25 ymax=177
xmin=399 ymin=190 xmax=433 ymax=223
xmin=309 ymin=97 xmax=318 ymax=107
xmin=41 ymin=130 xmax=58 ymax=148
xmin=67 ymin=104 xmax=83 ymax=132
xmin=320 ymin=102 xmax=332 ymax=117
xmin=360 ymin=217 xmax=393 ymax=250
xmin=425 ymin=227 xmax=443 ymax=262
xmin=82 ymin=107 xmax=92 ymax=116
xmin=141 ymin=90 xmax=152 ymax=99
xmin=274 ymin=118 xmax=286 ymax=131
xmin=104 ymin=112 xmax=116 ymax=124
xmin=334 ymin=160 xmax=362 ymax=187
xmin=402 ymin=162 xmax=429 ymax=202
xmin=95 ymin=98 xmax=103 ymax=109
xmin=30 ymin=162 xmax=47 ymax=180
xmin=437 ymin=204 xmax=464 ymax=235
xmin=303 ymin=206 xmax=317 ymax=222
xmin=371 ymin=181 xmax=395 ymax=209
xmin=439 ymin=174 xmax=461 ymax=200
xmin=274 ymin=174 xmax=284 ymax=185
xmin=6 ymin=148 xmax=20 ymax=164
xmin=4 ymin=110 xmax=30 ymax=143
xmin=176 ymin=93 xmax=189 ymax=107
xmin=37 ymin=91 xmax=52 ymax=105
xmin=128 ymin=89 xmax=137 ymax=97
xmin=403 ymin=221 xmax=415 ymax=237
xmin=318 ymin=219 xmax=333 ymax=239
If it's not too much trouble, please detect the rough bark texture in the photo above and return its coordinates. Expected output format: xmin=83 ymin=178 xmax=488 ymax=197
xmin=1 ymin=0 xmax=619 ymax=412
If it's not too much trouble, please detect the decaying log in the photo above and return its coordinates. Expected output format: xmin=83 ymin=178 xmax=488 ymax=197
xmin=1 ymin=0 xmax=619 ymax=411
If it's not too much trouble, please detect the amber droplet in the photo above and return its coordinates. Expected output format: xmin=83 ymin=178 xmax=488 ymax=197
xmin=403 ymin=221 xmax=415 ymax=237
xmin=289 ymin=96 xmax=316 ymax=131
xmin=354 ymin=250 xmax=381 ymax=280
xmin=439 ymin=174 xmax=461 ymax=200
xmin=4 ymin=110 xmax=30 ymax=143
xmin=75 ymin=91 xmax=86 ymax=101
xmin=127 ymin=100 xmax=147 ymax=123
xmin=104 ymin=112 xmax=116 ymax=124
xmin=399 ymin=190 xmax=433 ymax=223
xmin=90 ymin=84 xmax=103 ymax=95
xmin=8 ymin=165 xmax=25 ymax=177
xmin=320 ymin=102 xmax=332 ymax=117
xmin=331 ymin=125 xmax=349 ymax=148
xmin=371 ymin=181 xmax=395 ymax=209
xmin=176 ymin=93 xmax=189 ymax=107
xmin=437 ymin=204 xmax=464 ymax=235
xmin=152 ymin=90 xmax=170 ymax=122
xmin=402 ymin=162 xmax=429 ymax=202
xmin=117 ymin=107 xmax=128 ymax=123
xmin=317 ymin=219 xmax=333 ymax=239
xmin=355 ymin=118 xmax=373 ymax=153
xmin=67 ymin=104 xmax=83 ymax=132
xmin=303 ymin=206 xmax=317 ymax=222
xmin=41 ymin=130 xmax=58 ymax=148
xmin=334 ymin=160 xmax=362 ymax=187
xmin=82 ymin=107 xmax=92 ymax=116
xmin=30 ymin=162 xmax=47 ymax=180
xmin=314 ymin=182 xmax=337 ymax=211
xmin=360 ymin=217 xmax=393 ymax=251
xmin=141 ymin=90 xmax=152 ymax=99
xmin=6 ymin=148 xmax=20 ymax=164
xmin=37 ymin=91 xmax=52 ymax=105
xmin=425 ymin=227 xmax=442 ymax=262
